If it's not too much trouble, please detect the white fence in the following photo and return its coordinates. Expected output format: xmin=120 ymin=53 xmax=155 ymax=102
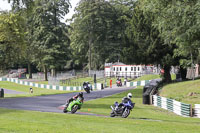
xmin=0 ymin=78 xmax=103 ymax=91
xmin=153 ymin=95 xmax=192 ymax=117
xmin=194 ymin=104 xmax=200 ymax=118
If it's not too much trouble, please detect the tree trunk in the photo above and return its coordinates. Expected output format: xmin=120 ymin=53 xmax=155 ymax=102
xmin=51 ymin=68 xmax=56 ymax=77
xmin=163 ymin=65 xmax=171 ymax=83
xmin=28 ymin=62 xmax=32 ymax=79
xmin=44 ymin=65 xmax=48 ymax=81
xmin=88 ymin=34 xmax=92 ymax=77
xmin=180 ymin=66 xmax=187 ymax=80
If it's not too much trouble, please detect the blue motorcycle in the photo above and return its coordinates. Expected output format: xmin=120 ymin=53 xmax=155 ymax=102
xmin=110 ymin=101 xmax=135 ymax=118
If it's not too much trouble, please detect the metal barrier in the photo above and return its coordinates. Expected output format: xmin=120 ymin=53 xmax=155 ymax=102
xmin=152 ymin=95 xmax=192 ymax=117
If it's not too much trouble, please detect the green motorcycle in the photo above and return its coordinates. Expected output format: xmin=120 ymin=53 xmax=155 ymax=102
xmin=63 ymin=97 xmax=83 ymax=114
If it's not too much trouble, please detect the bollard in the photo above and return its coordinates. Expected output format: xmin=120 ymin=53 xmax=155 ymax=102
xmin=0 ymin=88 xmax=4 ymax=98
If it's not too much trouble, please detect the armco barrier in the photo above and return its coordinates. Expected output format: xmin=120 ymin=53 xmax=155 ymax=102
xmin=153 ymin=95 xmax=192 ymax=117
xmin=0 ymin=78 xmax=102 ymax=91
xmin=126 ymin=80 xmax=151 ymax=87
xmin=194 ymin=104 xmax=200 ymax=118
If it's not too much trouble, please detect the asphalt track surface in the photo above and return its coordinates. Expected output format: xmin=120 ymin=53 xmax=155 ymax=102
xmin=0 ymin=86 xmax=134 ymax=114
xmin=3 ymin=89 xmax=27 ymax=94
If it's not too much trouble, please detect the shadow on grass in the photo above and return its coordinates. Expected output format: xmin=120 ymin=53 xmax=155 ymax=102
xmin=83 ymin=103 xmax=111 ymax=109
xmin=131 ymin=116 xmax=200 ymax=124
xmin=0 ymin=108 xmax=19 ymax=115
xmin=132 ymin=117 xmax=163 ymax=122
xmin=105 ymin=89 xmax=143 ymax=99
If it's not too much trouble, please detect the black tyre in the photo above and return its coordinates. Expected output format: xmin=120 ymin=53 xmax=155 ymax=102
xmin=71 ymin=105 xmax=79 ymax=114
xmin=63 ymin=107 xmax=68 ymax=113
xmin=110 ymin=111 xmax=115 ymax=117
xmin=122 ymin=108 xmax=130 ymax=118
xmin=87 ymin=89 xmax=90 ymax=93
xmin=84 ymin=88 xmax=90 ymax=93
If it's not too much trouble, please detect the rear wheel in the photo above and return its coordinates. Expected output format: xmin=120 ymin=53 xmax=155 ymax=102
xmin=71 ymin=105 xmax=79 ymax=114
xmin=87 ymin=90 xmax=90 ymax=93
xmin=84 ymin=88 xmax=90 ymax=93
xmin=122 ymin=108 xmax=130 ymax=118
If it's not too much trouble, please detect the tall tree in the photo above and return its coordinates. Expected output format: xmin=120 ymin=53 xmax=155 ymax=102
xmin=0 ymin=11 xmax=26 ymax=70
xmin=124 ymin=1 xmax=179 ymax=82
xmin=142 ymin=0 xmax=200 ymax=79
xmin=70 ymin=0 xmax=127 ymax=72
xmin=7 ymin=0 xmax=36 ymax=78
xmin=31 ymin=0 xmax=70 ymax=80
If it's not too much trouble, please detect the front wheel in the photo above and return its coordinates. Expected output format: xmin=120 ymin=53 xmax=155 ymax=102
xmin=71 ymin=105 xmax=79 ymax=114
xmin=63 ymin=106 xmax=68 ymax=113
xmin=122 ymin=108 xmax=130 ymax=118
xmin=110 ymin=111 xmax=115 ymax=117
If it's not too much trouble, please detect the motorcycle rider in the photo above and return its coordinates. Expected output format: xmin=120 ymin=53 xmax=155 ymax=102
xmin=86 ymin=82 xmax=93 ymax=91
xmin=65 ymin=92 xmax=84 ymax=107
xmin=115 ymin=93 xmax=133 ymax=110
xmin=116 ymin=77 xmax=122 ymax=86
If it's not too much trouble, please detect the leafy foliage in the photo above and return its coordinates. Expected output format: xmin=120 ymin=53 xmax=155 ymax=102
xmin=0 ymin=11 xmax=26 ymax=69
xmin=70 ymin=0 xmax=131 ymax=70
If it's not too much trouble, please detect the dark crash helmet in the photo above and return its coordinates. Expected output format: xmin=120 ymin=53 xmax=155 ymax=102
xmin=79 ymin=92 xmax=83 ymax=97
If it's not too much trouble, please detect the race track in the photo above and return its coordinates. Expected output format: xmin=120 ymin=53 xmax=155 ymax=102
xmin=0 ymin=86 xmax=134 ymax=113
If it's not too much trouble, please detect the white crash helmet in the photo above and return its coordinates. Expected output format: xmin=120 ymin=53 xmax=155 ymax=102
xmin=127 ymin=93 xmax=132 ymax=99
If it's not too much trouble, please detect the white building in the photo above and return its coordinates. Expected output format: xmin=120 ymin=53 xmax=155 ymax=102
xmin=104 ymin=62 xmax=155 ymax=78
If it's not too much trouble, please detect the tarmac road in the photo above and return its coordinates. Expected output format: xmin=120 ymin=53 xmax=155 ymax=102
xmin=0 ymin=86 xmax=134 ymax=113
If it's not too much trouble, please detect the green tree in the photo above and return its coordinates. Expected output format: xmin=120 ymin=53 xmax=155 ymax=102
xmin=70 ymin=0 xmax=128 ymax=72
xmin=142 ymin=0 xmax=200 ymax=79
xmin=7 ymin=0 xmax=36 ymax=78
xmin=0 ymin=11 xmax=26 ymax=70
xmin=31 ymin=0 xmax=70 ymax=80
xmin=125 ymin=1 xmax=179 ymax=82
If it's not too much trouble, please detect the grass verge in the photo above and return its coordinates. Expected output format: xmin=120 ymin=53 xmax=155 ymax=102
xmin=0 ymin=81 xmax=74 ymax=98
xmin=0 ymin=86 xmax=200 ymax=132
xmin=160 ymin=79 xmax=200 ymax=105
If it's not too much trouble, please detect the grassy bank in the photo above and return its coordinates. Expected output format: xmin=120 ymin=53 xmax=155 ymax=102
xmin=160 ymin=79 xmax=200 ymax=105
xmin=0 ymin=81 xmax=72 ymax=98
xmin=133 ymin=74 xmax=160 ymax=81
xmin=0 ymin=86 xmax=200 ymax=132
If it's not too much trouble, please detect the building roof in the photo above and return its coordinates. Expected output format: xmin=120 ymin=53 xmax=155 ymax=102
xmin=112 ymin=62 xmax=126 ymax=66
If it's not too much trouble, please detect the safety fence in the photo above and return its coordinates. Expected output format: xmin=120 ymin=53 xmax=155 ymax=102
xmin=152 ymin=95 xmax=192 ymax=117
xmin=194 ymin=104 xmax=200 ymax=118
xmin=0 ymin=78 xmax=103 ymax=91
xmin=126 ymin=80 xmax=151 ymax=87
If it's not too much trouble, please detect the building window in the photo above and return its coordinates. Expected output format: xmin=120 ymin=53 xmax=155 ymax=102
xmin=134 ymin=67 xmax=136 ymax=71
xmin=113 ymin=67 xmax=115 ymax=71
xmin=120 ymin=67 xmax=121 ymax=71
xmin=131 ymin=67 xmax=133 ymax=71
xmin=125 ymin=67 xmax=127 ymax=71
xmin=138 ymin=67 xmax=140 ymax=71
xmin=117 ymin=67 xmax=119 ymax=71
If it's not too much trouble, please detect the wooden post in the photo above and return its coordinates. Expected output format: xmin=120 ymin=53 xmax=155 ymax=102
xmin=190 ymin=104 xmax=193 ymax=117
xmin=149 ymin=95 xmax=153 ymax=105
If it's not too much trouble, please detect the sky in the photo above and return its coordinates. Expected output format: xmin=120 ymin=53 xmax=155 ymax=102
xmin=0 ymin=0 xmax=80 ymax=20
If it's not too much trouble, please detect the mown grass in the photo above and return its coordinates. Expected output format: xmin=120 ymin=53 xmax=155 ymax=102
xmin=0 ymin=81 xmax=73 ymax=98
xmin=0 ymin=86 xmax=200 ymax=133
xmin=160 ymin=79 xmax=200 ymax=105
